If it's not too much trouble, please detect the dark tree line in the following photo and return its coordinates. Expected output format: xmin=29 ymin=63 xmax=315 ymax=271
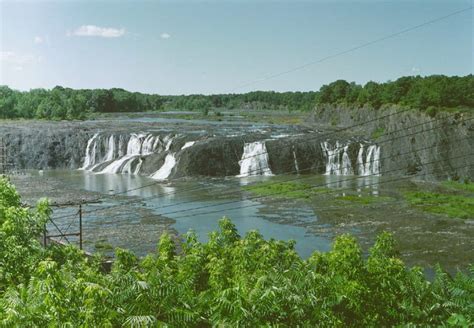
xmin=317 ymin=75 xmax=473 ymax=112
xmin=0 ymin=75 xmax=472 ymax=120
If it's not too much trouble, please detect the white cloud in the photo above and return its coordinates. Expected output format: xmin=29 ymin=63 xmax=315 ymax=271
xmin=13 ymin=66 xmax=23 ymax=71
xmin=411 ymin=66 xmax=421 ymax=73
xmin=160 ymin=32 xmax=171 ymax=39
xmin=0 ymin=51 xmax=40 ymax=65
xmin=70 ymin=25 xmax=126 ymax=38
xmin=34 ymin=36 xmax=44 ymax=44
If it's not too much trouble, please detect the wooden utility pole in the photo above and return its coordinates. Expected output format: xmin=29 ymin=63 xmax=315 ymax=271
xmin=79 ymin=204 xmax=83 ymax=250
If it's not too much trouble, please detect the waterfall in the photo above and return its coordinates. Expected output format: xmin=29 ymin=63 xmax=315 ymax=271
xmin=238 ymin=141 xmax=273 ymax=177
xmin=134 ymin=158 xmax=143 ymax=175
xmin=152 ymin=136 xmax=162 ymax=151
xmin=103 ymin=135 xmax=115 ymax=162
xmin=357 ymin=144 xmax=381 ymax=176
xmin=80 ymin=133 xmax=99 ymax=169
xmin=142 ymin=135 xmax=156 ymax=155
xmin=181 ymin=141 xmax=195 ymax=150
xmin=118 ymin=135 xmax=126 ymax=157
xmin=79 ymin=132 xmax=183 ymax=178
xmin=164 ymin=135 xmax=174 ymax=151
xmin=342 ymin=145 xmax=353 ymax=175
xmin=373 ymin=146 xmax=381 ymax=175
xmin=293 ymin=147 xmax=300 ymax=174
xmin=321 ymin=141 xmax=346 ymax=175
xmin=322 ymin=141 xmax=380 ymax=176
xmin=100 ymin=134 xmax=144 ymax=174
xmin=357 ymin=144 xmax=365 ymax=175
xmin=151 ymin=154 xmax=176 ymax=180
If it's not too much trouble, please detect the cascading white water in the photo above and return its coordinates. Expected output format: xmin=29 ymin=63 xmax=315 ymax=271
xmin=342 ymin=145 xmax=353 ymax=175
xmin=322 ymin=141 xmax=380 ymax=176
xmin=181 ymin=141 xmax=195 ymax=150
xmin=152 ymin=136 xmax=162 ymax=151
xmin=142 ymin=135 xmax=156 ymax=155
xmin=322 ymin=141 xmax=345 ymax=175
xmin=293 ymin=149 xmax=300 ymax=174
xmin=373 ymin=146 xmax=381 ymax=175
xmin=134 ymin=158 xmax=143 ymax=175
xmin=103 ymin=135 xmax=115 ymax=162
xmin=80 ymin=132 xmax=183 ymax=178
xmin=118 ymin=135 xmax=125 ymax=157
xmin=80 ymin=133 xmax=99 ymax=169
xmin=237 ymin=141 xmax=273 ymax=177
xmin=164 ymin=135 xmax=174 ymax=151
xmin=362 ymin=145 xmax=381 ymax=176
xmin=357 ymin=144 xmax=365 ymax=175
xmin=100 ymin=134 xmax=144 ymax=174
xmin=151 ymin=154 xmax=176 ymax=180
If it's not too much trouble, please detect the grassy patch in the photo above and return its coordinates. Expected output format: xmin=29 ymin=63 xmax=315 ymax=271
xmin=244 ymin=181 xmax=327 ymax=200
xmin=442 ymin=180 xmax=474 ymax=192
xmin=404 ymin=191 xmax=474 ymax=219
xmin=371 ymin=127 xmax=385 ymax=139
xmin=94 ymin=240 xmax=114 ymax=251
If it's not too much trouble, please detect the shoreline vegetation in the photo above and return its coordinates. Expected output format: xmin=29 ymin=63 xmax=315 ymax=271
xmin=1 ymin=74 xmax=472 ymax=120
xmin=244 ymin=180 xmax=474 ymax=220
xmin=0 ymin=177 xmax=473 ymax=326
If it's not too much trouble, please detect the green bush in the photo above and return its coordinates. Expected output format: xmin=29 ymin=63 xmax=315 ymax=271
xmin=0 ymin=178 xmax=473 ymax=326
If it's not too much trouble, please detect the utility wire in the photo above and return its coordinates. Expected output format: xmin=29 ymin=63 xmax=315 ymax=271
xmin=56 ymin=156 xmax=473 ymax=237
xmin=53 ymin=139 xmax=473 ymax=224
xmin=52 ymin=114 xmax=472 ymax=221
xmin=229 ymin=6 xmax=473 ymax=91
xmin=168 ymin=158 xmax=473 ymax=220
xmin=63 ymin=109 xmax=470 ymax=212
xmin=45 ymin=6 xmax=473 ymax=220
xmin=33 ymin=6 xmax=474 ymax=207
xmin=156 ymin=152 xmax=473 ymax=219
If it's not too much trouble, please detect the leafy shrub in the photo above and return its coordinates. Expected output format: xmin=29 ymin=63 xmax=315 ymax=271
xmin=0 ymin=178 xmax=473 ymax=326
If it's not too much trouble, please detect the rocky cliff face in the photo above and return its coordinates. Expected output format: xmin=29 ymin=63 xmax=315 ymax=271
xmin=0 ymin=120 xmax=383 ymax=180
xmin=310 ymin=105 xmax=474 ymax=181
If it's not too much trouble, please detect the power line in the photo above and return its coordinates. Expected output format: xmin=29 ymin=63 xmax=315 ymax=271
xmin=52 ymin=138 xmax=473 ymax=223
xmin=15 ymin=6 xmax=472 ymax=207
xmin=64 ymin=109 xmax=469 ymax=211
xmin=229 ymin=6 xmax=473 ymax=92
xmin=61 ymin=113 xmax=472 ymax=219
xmin=56 ymin=155 xmax=473 ymax=238
xmin=156 ymin=152 xmax=473 ymax=219
xmin=42 ymin=6 xmax=473 ymax=220
xmin=49 ymin=118 xmax=466 ymax=218
xmin=167 ymin=158 xmax=473 ymax=220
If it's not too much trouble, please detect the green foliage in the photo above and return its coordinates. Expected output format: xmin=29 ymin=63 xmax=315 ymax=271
xmin=94 ymin=239 xmax=114 ymax=251
xmin=243 ymin=181 xmax=328 ymax=199
xmin=2 ymin=75 xmax=470 ymax=120
xmin=0 ymin=86 xmax=165 ymax=120
xmin=0 ymin=178 xmax=473 ymax=326
xmin=316 ymin=74 xmax=474 ymax=111
xmin=404 ymin=191 xmax=474 ymax=219
xmin=442 ymin=180 xmax=474 ymax=192
xmin=371 ymin=127 xmax=386 ymax=139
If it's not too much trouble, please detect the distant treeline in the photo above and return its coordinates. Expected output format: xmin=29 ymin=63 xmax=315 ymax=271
xmin=0 ymin=75 xmax=472 ymax=120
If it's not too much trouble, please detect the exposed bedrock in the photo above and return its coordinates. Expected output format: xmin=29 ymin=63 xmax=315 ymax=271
xmin=310 ymin=105 xmax=474 ymax=181
xmin=0 ymin=117 xmax=423 ymax=180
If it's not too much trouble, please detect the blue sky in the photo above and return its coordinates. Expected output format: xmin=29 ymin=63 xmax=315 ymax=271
xmin=0 ymin=0 xmax=472 ymax=94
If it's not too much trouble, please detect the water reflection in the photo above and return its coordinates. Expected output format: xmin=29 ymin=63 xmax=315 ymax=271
xmin=325 ymin=174 xmax=381 ymax=196
xmin=42 ymin=170 xmax=332 ymax=258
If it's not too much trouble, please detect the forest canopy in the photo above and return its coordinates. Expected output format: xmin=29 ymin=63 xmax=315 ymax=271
xmin=0 ymin=74 xmax=472 ymax=120
xmin=0 ymin=177 xmax=473 ymax=326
